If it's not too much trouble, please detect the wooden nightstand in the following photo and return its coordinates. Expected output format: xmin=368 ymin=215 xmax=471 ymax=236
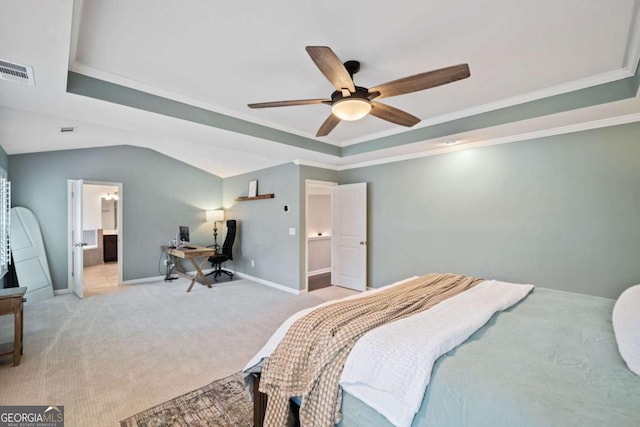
xmin=0 ymin=287 xmax=26 ymax=366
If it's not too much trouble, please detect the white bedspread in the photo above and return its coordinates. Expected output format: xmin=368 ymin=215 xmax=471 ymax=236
xmin=340 ymin=280 xmax=534 ymax=427
xmin=242 ymin=277 xmax=418 ymax=375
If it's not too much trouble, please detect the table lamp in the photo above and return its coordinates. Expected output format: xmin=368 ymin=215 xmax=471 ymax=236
xmin=205 ymin=209 xmax=225 ymax=247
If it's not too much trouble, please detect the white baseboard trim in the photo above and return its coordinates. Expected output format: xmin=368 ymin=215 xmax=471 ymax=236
xmin=233 ymin=271 xmax=302 ymax=295
xmin=122 ymin=275 xmax=166 ymax=285
xmin=54 ymin=289 xmax=72 ymax=296
xmin=122 ymin=268 xmax=215 ymax=285
xmin=308 ymin=268 xmax=331 ymax=276
xmin=94 ymin=268 xmax=302 ymax=295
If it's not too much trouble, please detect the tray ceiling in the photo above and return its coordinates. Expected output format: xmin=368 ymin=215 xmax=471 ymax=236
xmin=0 ymin=0 xmax=639 ymax=177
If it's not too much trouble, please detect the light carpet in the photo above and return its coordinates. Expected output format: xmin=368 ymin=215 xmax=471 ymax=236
xmin=0 ymin=278 xmax=355 ymax=426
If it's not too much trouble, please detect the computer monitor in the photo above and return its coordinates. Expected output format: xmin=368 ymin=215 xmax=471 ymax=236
xmin=179 ymin=225 xmax=190 ymax=243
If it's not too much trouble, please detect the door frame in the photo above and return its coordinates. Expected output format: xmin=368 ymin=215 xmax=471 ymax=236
xmin=67 ymin=180 xmax=124 ymax=293
xmin=304 ymin=179 xmax=337 ymax=292
xmin=70 ymin=179 xmax=84 ymax=298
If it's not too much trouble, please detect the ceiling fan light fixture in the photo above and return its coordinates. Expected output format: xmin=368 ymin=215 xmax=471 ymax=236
xmin=331 ymin=98 xmax=371 ymax=121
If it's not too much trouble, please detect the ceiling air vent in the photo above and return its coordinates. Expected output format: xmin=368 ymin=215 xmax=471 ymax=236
xmin=0 ymin=59 xmax=35 ymax=86
xmin=59 ymin=127 xmax=76 ymax=133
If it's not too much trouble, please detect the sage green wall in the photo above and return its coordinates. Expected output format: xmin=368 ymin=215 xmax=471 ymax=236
xmin=222 ymin=163 xmax=301 ymax=290
xmin=9 ymin=145 xmax=222 ymax=290
xmin=221 ymin=164 xmax=337 ymax=291
xmin=339 ymin=122 xmax=640 ymax=299
xmin=8 ymin=123 xmax=639 ymax=299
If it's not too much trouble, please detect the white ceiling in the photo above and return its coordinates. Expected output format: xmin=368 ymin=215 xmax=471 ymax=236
xmin=0 ymin=0 xmax=639 ymax=177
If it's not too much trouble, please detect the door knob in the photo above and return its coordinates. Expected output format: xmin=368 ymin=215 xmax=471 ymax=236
xmin=359 ymin=241 xmax=367 ymax=245
xmin=74 ymin=242 xmax=88 ymax=247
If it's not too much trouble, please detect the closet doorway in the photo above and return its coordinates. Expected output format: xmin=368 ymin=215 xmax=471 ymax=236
xmin=305 ymin=180 xmax=336 ymax=292
xmin=305 ymin=180 xmax=368 ymax=293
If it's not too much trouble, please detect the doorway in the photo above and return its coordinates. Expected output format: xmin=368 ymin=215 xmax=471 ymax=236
xmin=305 ymin=180 xmax=336 ymax=292
xmin=67 ymin=180 xmax=123 ymax=298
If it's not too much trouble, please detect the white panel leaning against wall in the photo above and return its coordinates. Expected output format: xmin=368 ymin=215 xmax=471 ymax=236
xmin=0 ymin=167 xmax=10 ymax=278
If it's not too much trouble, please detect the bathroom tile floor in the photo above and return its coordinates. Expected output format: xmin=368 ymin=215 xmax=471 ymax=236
xmin=84 ymin=262 xmax=118 ymax=295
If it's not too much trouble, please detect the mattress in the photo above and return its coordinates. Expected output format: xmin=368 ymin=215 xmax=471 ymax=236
xmin=337 ymin=287 xmax=640 ymax=427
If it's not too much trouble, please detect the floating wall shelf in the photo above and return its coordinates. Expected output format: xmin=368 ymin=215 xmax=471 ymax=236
xmin=235 ymin=194 xmax=275 ymax=201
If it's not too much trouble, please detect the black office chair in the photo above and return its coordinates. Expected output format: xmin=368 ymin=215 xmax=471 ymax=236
xmin=206 ymin=219 xmax=236 ymax=281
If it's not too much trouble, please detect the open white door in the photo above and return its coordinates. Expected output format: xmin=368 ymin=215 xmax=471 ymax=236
xmin=71 ymin=179 xmax=84 ymax=298
xmin=332 ymin=182 xmax=367 ymax=291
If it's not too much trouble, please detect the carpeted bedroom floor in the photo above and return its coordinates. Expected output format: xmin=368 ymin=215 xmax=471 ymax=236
xmin=0 ymin=278 xmax=355 ymax=426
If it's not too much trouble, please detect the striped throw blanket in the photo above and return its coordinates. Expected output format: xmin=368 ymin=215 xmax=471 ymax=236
xmin=259 ymin=273 xmax=483 ymax=427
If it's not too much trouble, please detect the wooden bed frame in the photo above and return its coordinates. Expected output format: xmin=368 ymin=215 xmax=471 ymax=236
xmin=251 ymin=373 xmax=300 ymax=427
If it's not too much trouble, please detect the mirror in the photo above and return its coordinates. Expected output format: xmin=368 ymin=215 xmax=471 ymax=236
xmin=101 ymin=198 xmax=118 ymax=230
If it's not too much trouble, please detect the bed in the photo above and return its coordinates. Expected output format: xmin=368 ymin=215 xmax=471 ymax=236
xmin=245 ymin=276 xmax=640 ymax=427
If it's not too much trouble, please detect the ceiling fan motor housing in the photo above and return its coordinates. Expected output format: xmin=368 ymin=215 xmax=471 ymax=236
xmin=343 ymin=60 xmax=361 ymax=78
xmin=330 ymin=86 xmax=370 ymax=103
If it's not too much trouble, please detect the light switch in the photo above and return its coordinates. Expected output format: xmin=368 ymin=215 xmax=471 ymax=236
xmin=289 ymin=227 xmax=296 ymax=236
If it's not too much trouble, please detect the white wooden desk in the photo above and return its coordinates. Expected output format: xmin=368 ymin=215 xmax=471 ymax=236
xmin=166 ymin=245 xmax=216 ymax=292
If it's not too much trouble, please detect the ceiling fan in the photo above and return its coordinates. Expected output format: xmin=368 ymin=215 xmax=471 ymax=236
xmin=248 ymin=46 xmax=470 ymax=137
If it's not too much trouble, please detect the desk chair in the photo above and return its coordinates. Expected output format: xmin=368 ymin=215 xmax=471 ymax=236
xmin=206 ymin=219 xmax=236 ymax=281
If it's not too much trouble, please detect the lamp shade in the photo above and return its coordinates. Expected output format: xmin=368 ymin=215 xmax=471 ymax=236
xmin=205 ymin=209 xmax=224 ymax=222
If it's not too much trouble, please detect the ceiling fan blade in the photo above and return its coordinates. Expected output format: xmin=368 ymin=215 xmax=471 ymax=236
xmin=370 ymin=102 xmax=420 ymax=127
xmin=316 ymin=113 xmax=341 ymax=137
xmin=370 ymin=64 xmax=470 ymax=99
xmin=306 ymin=46 xmax=355 ymax=92
xmin=248 ymin=99 xmax=331 ymax=108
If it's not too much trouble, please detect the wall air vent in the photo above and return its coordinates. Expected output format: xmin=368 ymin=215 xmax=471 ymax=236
xmin=59 ymin=127 xmax=76 ymax=133
xmin=0 ymin=59 xmax=35 ymax=86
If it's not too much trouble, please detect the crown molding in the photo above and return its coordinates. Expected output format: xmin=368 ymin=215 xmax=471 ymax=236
xmin=624 ymin=2 xmax=640 ymax=74
xmin=341 ymin=68 xmax=634 ymax=147
xmin=338 ymin=112 xmax=640 ymax=171
xmin=68 ymin=59 xmax=636 ymax=152
xmin=292 ymin=159 xmax=340 ymax=170
xmin=68 ymin=0 xmax=84 ymax=73
xmin=67 ymin=61 xmax=336 ymax=146
xmin=66 ymin=70 xmax=341 ymax=156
